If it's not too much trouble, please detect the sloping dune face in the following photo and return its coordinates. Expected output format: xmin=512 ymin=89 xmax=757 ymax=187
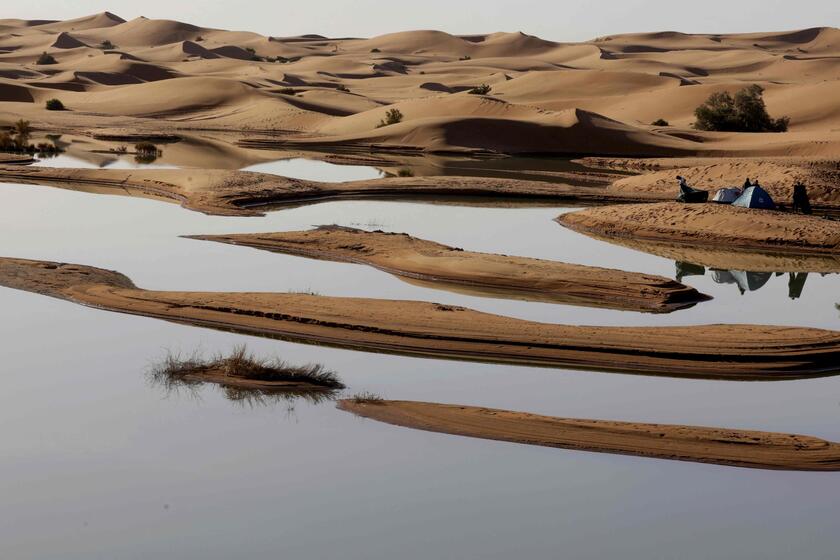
xmin=0 ymin=13 xmax=838 ymax=155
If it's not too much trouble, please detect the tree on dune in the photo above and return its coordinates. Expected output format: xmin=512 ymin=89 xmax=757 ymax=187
xmin=694 ymin=84 xmax=789 ymax=133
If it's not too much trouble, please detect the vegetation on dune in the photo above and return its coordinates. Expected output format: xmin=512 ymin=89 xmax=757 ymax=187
xmin=651 ymin=118 xmax=669 ymax=126
xmin=349 ymin=391 xmax=385 ymax=405
xmin=134 ymin=142 xmax=162 ymax=164
xmin=45 ymin=98 xmax=65 ymax=111
xmin=99 ymin=40 xmax=116 ymax=50
xmin=376 ymin=108 xmax=404 ymax=128
xmin=468 ymin=83 xmax=492 ymax=95
xmin=149 ymin=345 xmax=345 ymax=407
xmin=694 ymin=84 xmax=789 ymax=132
xmin=36 ymin=52 xmax=57 ymax=65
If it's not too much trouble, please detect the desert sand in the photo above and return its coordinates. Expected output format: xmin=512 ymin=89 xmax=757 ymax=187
xmin=0 ymin=14 xmax=839 ymax=158
xmin=339 ymin=400 xmax=840 ymax=471
xmin=0 ymin=165 xmax=664 ymax=215
xmin=558 ymin=203 xmax=840 ymax=255
xmin=188 ymin=225 xmax=707 ymax=312
xmin=2 ymin=256 xmax=840 ymax=380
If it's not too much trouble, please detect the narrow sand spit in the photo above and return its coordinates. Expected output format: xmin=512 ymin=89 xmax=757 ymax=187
xmin=189 ymin=225 xmax=708 ymax=312
xmin=338 ymin=400 xmax=840 ymax=471
xmin=558 ymin=203 xmax=840 ymax=255
xmin=2 ymin=257 xmax=840 ymax=380
xmin=0 ymin=166 xmax=663 ymax=216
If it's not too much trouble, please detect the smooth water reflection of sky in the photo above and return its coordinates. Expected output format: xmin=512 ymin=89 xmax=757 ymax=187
xmin=1 ymin=162 xmax=840 ymax=559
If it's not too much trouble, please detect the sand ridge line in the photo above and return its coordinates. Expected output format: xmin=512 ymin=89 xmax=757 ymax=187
xmin=187 ymin=225 xmax=709 ymax=313
xmin=339 ymin=400 xmax=840 ymax=471
xmin=2 ymin=256 xmax=840 ymax=380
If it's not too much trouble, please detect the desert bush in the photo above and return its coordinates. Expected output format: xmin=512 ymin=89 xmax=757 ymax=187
xmin=36 ymin=52 xmax=57 ymax=65
xmin=370 ymin=48 xmax=381 ymax=53
xmin=14 ymin=119 xmax=31 ymax=136
xmin=134 ymin=142 xmax=160 ymax=154
xmin=245 ymin=46 xmax=256 ymax=54
xmin=377 ymin=108 xmax=403 ymax=128
xmin=651 ymin=118 xmax=669 ymax=126
xmin=459 ymin=55 xmax=472 ymax=61
xmin=99 ymin=40 xmax=115 ymax=49
xmin=397 ymin=168 xmax=414 ymax=177
xmin=45 ymin=98 xmax=65 ymax=111
xmin=279 ymin=87 xmax=297 ymax=95
xmin=195 ymin=35 xmax=204 ymax=42
xmin=0 ymin=132 xmax=14 ymax=150
xmin=335 ymin=84 xmax=349 ymax=92
xmin=349 ymin=391 xmax=385 ymax=405
xmin=468 ymin=83 xmax=491 ymax=95
xmin=694 ymin=84 xmax=789 ymax=132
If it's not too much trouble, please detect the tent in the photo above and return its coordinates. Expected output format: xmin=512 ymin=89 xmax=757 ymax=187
xmin=732 ymin=186 xmax=776 ymax=209
xmin=712 ymin=188 xmax=742 ymax=204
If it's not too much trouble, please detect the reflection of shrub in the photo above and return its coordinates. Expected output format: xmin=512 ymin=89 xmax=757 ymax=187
xmin=694 ymin=85 xmax=789 ymax=132
xmin=134 ymin=142 xmax=161 ymax=164
xmin=468 ymin=83 xmax=491 ymax=95
xmin=45 ymin=98 xmax=65 ymax=111
xmin=651 ymin=118 xmax=669 ymax=126
xmin=376 ymin=108 xmax=403 ymax=128
xmin=36 ymin=52 xmax=57 ymax=65
xmin=397 ymin=168 xmax=414 ymax=177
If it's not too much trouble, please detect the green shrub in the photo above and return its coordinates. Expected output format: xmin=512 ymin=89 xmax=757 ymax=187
xmin=45 ymin=98 xmax=65 ymax=111
xmin=99 ymin=40 xmax=115 ymax=50
xmin=376 ymin=108 xmax=403 ymax=128
xmin=694 ymin=84 xmax=789 ymax=132
xmin=36 ymin=52 xmax=57 ymax=65
xmin=468 ymin=83 xmax=491 ymax=95
xmin=651 ymin=118 xmax=669 ymax=126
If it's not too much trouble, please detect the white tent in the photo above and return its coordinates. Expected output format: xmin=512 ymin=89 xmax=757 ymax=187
xmin=712 ymin=188 xmax=742 ymax=204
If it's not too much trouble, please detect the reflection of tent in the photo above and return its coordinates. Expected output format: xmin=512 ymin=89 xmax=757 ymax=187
xmin=712 ymin=188 xmax=742 ymax=203
xmin=675 ymin=261 xmax=706 ymax=282
xmin=711 ymin=269 xmax=772 ymax=294
xmin=733 ymin=186 xmax=776 ymax=210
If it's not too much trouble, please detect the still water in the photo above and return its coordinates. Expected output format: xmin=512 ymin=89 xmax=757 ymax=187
xmin=1 ymin=156 xmax=839 ymax=559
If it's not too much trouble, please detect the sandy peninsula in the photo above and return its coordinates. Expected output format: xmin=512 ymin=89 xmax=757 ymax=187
xmin=339 ymin=400 xmax=840 ymax=471
xmin=188 ymin=225 xmax=708 ymax=312
xmin=0 ymin=165 xmax=663 ymax=216
xmin=558 ymin=203 xmax=840 ymax=255
xmin=2 ymin=256 xmax=840 ymax=380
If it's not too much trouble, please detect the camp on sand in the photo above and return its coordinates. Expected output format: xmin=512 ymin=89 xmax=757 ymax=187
xmin=677 ymin=176 xmax=778 ymax=210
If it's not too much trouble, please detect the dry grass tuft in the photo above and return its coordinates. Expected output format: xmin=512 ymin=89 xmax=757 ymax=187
xmin=148 ymin=345 xmax=344 ymax=406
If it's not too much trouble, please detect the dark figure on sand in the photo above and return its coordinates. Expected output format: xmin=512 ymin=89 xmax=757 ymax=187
xmin=792 ymin=182 xmax=812 ymax=215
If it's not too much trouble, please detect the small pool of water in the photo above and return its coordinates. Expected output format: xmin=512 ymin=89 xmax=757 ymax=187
xmin=1 ymin=172 xmax=839 ymax=559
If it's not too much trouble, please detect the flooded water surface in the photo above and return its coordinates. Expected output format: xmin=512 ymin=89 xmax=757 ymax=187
xmin=1 ymin=153 xmax=839 ymax=560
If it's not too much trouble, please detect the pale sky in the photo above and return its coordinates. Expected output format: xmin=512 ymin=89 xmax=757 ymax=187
xmin=5 ymin=0 xmax=839 ymax=42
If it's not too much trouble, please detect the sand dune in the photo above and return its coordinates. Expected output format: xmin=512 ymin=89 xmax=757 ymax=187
xmin=339 ymin=400 xmax=840 ymax=471
xmin=2 ymin=256 xmax=840 ymax=380
xmin=0 ymin=13 xmax=837 ymax=156
xmin=188 ymin=225 xmax=708 ymax=312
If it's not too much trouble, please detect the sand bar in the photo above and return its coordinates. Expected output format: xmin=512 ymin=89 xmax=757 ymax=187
xmin=2 ymin=257 xmax=840 ymax=380
xmin=558 ymin=203 xmax=840 ymax=255
xmin=189 ymin=225 xmax=708 ymax=312
xmin=0 ymin=165 xmax=663 ymax=216
xmin=339 ymin=400 xmax=840 ymax=471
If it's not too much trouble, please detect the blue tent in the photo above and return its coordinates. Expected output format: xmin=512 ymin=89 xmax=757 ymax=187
xmin=733 ymin=186 xmax=776 ymax=210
